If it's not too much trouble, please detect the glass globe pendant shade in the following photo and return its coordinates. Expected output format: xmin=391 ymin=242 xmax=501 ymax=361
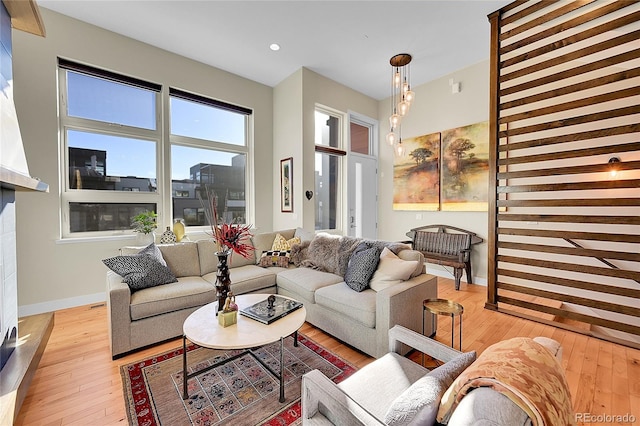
xmin=386 ymin=131 xmax=397 ymax=146
xmin=395 ymin=141 xmax=406 ymax=157
xmin=389 ymin=113 xmax=401 ymax=128
xmin=398 ymin=100 xmax=409 ymax=116
xmin=405 ymin=89 xmax=415 ymax=104
xmin=394 ymin=70 xmax=401 ymax=88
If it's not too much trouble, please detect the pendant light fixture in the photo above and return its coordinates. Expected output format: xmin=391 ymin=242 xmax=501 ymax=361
xmin=386 ymin=53 xmax=414 ymax=156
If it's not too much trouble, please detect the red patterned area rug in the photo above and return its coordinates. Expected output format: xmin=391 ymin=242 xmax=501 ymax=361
xmin=120 ymin=333 xmax=356 ymax=425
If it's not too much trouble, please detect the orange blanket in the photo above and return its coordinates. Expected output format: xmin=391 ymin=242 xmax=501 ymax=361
xmin=436 ymin=337 xmax=575 ymax=425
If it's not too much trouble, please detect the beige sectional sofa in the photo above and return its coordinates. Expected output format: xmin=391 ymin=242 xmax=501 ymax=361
xmin=106 ymin=228 xmax=437 ymax=359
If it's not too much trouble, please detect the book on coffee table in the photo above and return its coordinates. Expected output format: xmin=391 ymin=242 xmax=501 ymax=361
xmin=239 ymin=295 xmax=303 ymax=325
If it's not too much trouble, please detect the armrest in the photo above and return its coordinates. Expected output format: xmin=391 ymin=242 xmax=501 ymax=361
xmin=302 ymin=370 xmax=384 ymax=426
xmin=389 ymin=325 xmax=462 ymax=363
xmin=106 ymin=270 xmax=132 ymax=358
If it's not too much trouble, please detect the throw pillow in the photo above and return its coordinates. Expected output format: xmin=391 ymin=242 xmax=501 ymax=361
xmin=344 ymin=246 xmax=380 ymax=292
xmin=290 ymin=240 xmax=311 ymax=266
xmin=103 ymin=254 xmax=178 ymax=291
xmin=271 ymin=233 xmax=301 ymax=251
xmin=137 ymin=242 xmax=167 ymax=267
xmin=294 ymin=227 xmax=315 ymax=242
xmin=259 ymin=250 xmax=291 ymax=268
xmin=369 ymin=247 xmax=418 ymax=292
xmin=384 ymin=351 xmax=477 ymax=426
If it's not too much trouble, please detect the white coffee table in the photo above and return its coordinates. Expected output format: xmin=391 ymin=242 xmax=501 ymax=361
xmin=181 ymin=294 xmax=306 ymax=403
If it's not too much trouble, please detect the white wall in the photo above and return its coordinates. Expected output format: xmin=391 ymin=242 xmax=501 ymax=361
xmin=12 ymin=9 xmax=274 ymax=314
xmin=377 ymin=60 xmax=491 ymax=282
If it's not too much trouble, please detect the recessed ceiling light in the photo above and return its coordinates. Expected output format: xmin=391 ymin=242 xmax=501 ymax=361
xmin=269 ymin=43 xmax=280 ymax=51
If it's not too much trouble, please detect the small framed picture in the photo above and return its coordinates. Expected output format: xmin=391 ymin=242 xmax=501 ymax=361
xmin=280 ymin=157 xmax=293 ymax=212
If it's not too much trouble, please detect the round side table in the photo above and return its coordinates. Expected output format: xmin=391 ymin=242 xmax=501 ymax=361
xmin=423 ymin=298 xmax=464 ymax=350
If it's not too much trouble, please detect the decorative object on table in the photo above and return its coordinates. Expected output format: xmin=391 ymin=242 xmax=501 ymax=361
xmin=172 ymin=218 xmax=185 ymax=242
xmin=280 ymin=157 xmax=293 ymax=212
xmin=120 ymin=333 xmax=355 ymax=426
xmin=198 ymin=187 xmax=254 ymax=313
xmin=131 ymin=210 xmax=157 ymax=245
xmin=240 ymin=295 xmax=303 ymax=324
xmin=159 ymin=226 xmax=177 ymax=244
xmin=218 ymin=292 xmax=238 ymax=327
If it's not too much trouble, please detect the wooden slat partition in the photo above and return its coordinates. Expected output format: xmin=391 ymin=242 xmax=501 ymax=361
xmin=487 ymin=0 xmax=640 ymax=349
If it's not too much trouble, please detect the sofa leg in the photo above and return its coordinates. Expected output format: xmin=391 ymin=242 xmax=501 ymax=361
xmin=454 ymin=268 xmax=463 ymax=291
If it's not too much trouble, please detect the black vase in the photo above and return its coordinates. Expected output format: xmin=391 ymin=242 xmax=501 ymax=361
xmin=215 ymin=251 xmax=232 ymax=314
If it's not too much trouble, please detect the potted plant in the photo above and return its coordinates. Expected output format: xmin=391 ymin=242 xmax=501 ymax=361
xmin=131 ymin=211 xmax=158 ymax=245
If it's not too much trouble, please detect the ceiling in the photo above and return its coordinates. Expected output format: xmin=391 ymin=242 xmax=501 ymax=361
xmin=37 ymin=0 xmax=510 ymax=100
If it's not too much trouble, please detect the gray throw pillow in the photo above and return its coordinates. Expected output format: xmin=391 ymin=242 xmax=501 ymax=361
xmin=138 ymin=242 xmax=167 ymax=267
xmin=344 ymin=246 xmax=380 ymax=292
xmin=384 ymin=351 xmax=476 ymax=426
xmin=103 ymin=254 xmax=178 ymax=291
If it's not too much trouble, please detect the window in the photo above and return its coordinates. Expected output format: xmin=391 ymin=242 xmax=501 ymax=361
xmin=58 ymin=59 xmax=252 ymax=238
xmin=169 ymin=89 xmax=250 ymax=226
xmin=314 ymin=108 xmax=345 ymax=231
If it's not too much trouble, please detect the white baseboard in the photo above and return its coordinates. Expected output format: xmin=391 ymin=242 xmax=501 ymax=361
xmin=18 ymin=292 xmax=106 ymax=317
xmin=425 ymin=266 xmax=487 ymax=286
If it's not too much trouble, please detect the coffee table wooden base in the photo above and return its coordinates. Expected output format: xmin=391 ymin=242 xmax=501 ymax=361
xmin=182 ymin=332 xmax=298 ymax=403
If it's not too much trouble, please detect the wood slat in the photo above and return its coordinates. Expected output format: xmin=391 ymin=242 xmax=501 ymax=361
xmin=501 ymin=10 xmax=640 ymax=68
xmin=499 ymin=105 xmax=640 ymax=138
xmin=497 ymin=296 xmax=640 ymax=335
xmin=500 ymin=67 xmax=640 ymax=110
xmin=497 ymin=142 xmax=640 ymax=166
xmin=498 ymin=213 xmax=640 ymax=225
xmin=499 ymin=0 xmax=635 ymax=54
xmin=499 ymin=124 xmax=640 ymax=151
xmin=498 ymin=268 xmax=640 ymax=298
xmin=497 ymin=240 xmax=640 ymax=262
xmin=501 ymin=29 xmax=640 ymax=83
xmin=498 ymin=282 xmax=640 ymax=318
xmin=497 ymin=227 xmax=640 ymax=243
xmin=500 ymin=0 xmax=596 ymax=41
xmin=500 ymin=0 xmax=560 ymax=26
xmin=497 ymin=198 xmax=640 ymax=207
xmin=497 ymin=160 xmax=640 ymax=180
xmin=500 ymin=86 xmax=640 ymax=124
xmin=498 ymin=254 xmax=640 ymax=280
xmin=496 ymin=179 xmax=640 ymax=193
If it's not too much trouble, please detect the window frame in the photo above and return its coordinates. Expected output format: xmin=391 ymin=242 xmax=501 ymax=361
xmin=57 ymin=59 xmax=254 ymax=239
xmin=314 ymin=105 xmax=346 ymax=233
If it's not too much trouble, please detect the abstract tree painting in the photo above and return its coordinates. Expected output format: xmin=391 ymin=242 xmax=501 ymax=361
xmin=441 ymin=121 xmax=489 ymax=211
xmin=393 ymin=132 xmax=440 ymax=210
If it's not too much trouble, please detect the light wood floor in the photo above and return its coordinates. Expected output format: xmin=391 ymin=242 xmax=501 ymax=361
xmin=15 ymin=278 xmax=640 ymax=425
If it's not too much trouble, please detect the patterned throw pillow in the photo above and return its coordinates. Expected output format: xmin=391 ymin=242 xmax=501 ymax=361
xmin=259 ymin=250 xmax=291 ymax=268
xmin=103 ymin=254 xmax=178 ymax=291
xmin=271 ymin=233 xmax=301 ymax=252
xmin=344 ymin=246 xmax=381 ymax=292
xmin=384 ymin=351 xmax=477 ymax=426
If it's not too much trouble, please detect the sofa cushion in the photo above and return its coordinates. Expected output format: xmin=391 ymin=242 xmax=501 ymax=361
xmin=197 ymin=239 xmax=255 ymax=274
xmin=103 ymin=254 xmax=178 ymax=291
xmin=344 ymin=245 xmax=380 ymax=292
xmin=384 ymin=351 xmax=477 ymax=426
xmin=276 ymin=267 xmax=343 ymax=303
xmin=258 ymin=250 xmax=291 ymax=268
xmin=369 ymin=248 xmax=419 ymax=292
xmin=203 ymin=264 xmax=277 ymax=294
xmin=338 ymin=352 xmax=428 ymax=421
xmin=252 ymin=229 xmax=295 ymax=264
xmin=129 ymin=276 xmax=216 ymax=320
xmin=294 ymin=227 xmax=315 ymax=242
xmin=315 ymin=283 xmax=376 ymax=328
xmin=398 ymin=249 xmax=425 ymax=278
xmin=158 ymin=242 xmax=201 ymax=277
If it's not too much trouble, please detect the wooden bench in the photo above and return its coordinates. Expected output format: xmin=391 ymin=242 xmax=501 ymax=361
xmin=405 ymin=225 xmax=483 ymax=290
